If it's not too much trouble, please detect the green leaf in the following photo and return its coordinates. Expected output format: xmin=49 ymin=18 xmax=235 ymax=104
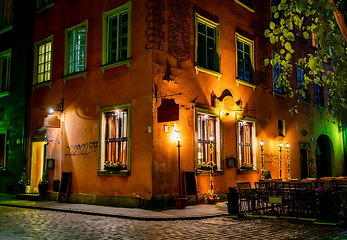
xmin=285 ymin=42 xmax=292 ymax=51
xmin=264 ymin=58 xmax=270 ymax=66
xmin=303 ymin=32 xmax=309 ymax=39
xmin=270 ymin=35 xmax=276 ymax=44
xmin=280 ymin=49 xmax=285 ymax=54
xmin=271 ymin=6 xmax=277 ymax=13
xmin=270 ymin=22 xmax=275 ymax=30
xmin=270 ymin=59 xmax=276 ymax=66
xmin=264 ymin=29 xmax=270 ymax=37
xmin=274 ymin=12 xmax=279 ymax=19
xmin=285 ymin=53 xmax=292 ymax=61
xmin=286 ymin=32 xmax=295 ymax=41
xmin=309 ymin=57 xmax=316 ymax=70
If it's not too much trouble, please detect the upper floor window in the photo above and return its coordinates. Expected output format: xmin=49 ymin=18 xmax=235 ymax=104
xmin=0 ymin=49 xmax=11 ymax=95
xmin=0 ymin=0 xmax=12 ymax=31
xmin=273 ymin=54 xmax=284 ymax=94
xmin=311 ymin=19 xmax=319 ymax=48
xmin=195 ymin=13 xmax=220 ymax=73
xmin=102 ymin=2 xmax=131 ymax=68
xmin=37 ymin=0 xmax=54 ymax=10
xmin=271 ymin=0 xmax=282 ymax=25
xmin=99 ymin=103 xmax=131 ymax=174
xmin=294 ymin=13 xmax=304 ymax=39
xmin=34 ymin=36 xmax=53 ymax=85
xmin=0 ymin=131 xmax=7 ymax=169
xmin=237 ymin=119 xmax=256 ymax=170
xmin=297 ymin=67 xmax=308 ymax=102
xmin=236 ymin=33 xmax=254 ymax=83
xmin=315 ymin=82 xmax=323 ymax=106
xmin=235 ymin=0 xmax=254 ymax=12
xmin=196 ymin=110 xmax=221 ymax=171
xmin=65 ymin=21 xmax=87 ymax=76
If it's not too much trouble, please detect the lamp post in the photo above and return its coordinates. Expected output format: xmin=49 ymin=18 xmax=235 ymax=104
xmin=286 ymin=143 xmax=291 ymax=180
xmin=260 ymin=140 xmax=265 ymax=180
xmin=209 ymin=135 xmax=214 ymax=195
xmin=279 ymin=142 xmax=283 ymax=179
xmin=176 ymin=131 xmax=182 ymax=197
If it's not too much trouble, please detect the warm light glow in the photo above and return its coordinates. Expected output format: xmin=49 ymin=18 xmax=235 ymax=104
xmin=286 ymin=143 xmax=290 ymax=149
xmin=279 ymin=142 xmax=283 ymax=148
xmin=49 ymin=108 xmax=54 ymax=114
xmin=260 ymin=140 xmax=264 ymax=146
xmin=209 ymin=135 xmax=214 ymax=142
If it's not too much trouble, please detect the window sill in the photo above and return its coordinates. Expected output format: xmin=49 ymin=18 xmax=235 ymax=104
xmin=100 ymin=59 xmax=131 ymax=74
xmin=272 ymin=91 xmax=286 ymax=98
xmin=32 ymin=81 xmax=52 ymax=91
xmin=295 ymin=36 xmax=307 ymax=44
xmin=98 ymin=169 xmax=130 ymax=176
xmin=196 ymin=169 xmax=223 ymax=176
xmin=0 ymin=25 xmax=13 ymax=35
xmin=62 ymin=70 xmax=87 ymax=84
xmin=195 ymin=66 xmax=222 ymax=81
xmin=0 ymin=91 xmax=10 ymax=98
xmin=0 ymin=167 xmax=6 ymax=171
xmin=238 ymin=168 xmax=259 ymax=174
xmin=36 ymin=2 xmax=55 ymax=14
xmin=234 ymin=0 xmax=255 ymax=13
xmin=314 ymin=104 xmax=325 ymax=110
xmin=236 ymin=79 xmax=256 ymax=91
xmin=298 ymin=99 xmax=310 ymax=105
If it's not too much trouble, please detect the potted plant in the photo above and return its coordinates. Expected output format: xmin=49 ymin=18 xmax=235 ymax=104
xmin=38 ymin=173 xmax=49 ymax=195
xmin=200 ymin=161 xmax=217 ymax=171
xmin=104 ymin=159 xmax=126 ymax=170
xmin=241 ymin=163 xmax=253 ymax=170
xmin=206 ymin=189 xmax=218 ymax=204
xmin=19 ymin=172 xmax=29 ymax=193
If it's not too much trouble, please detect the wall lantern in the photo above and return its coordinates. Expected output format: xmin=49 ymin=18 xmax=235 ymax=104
xmin=260 ymin=140 xmax=265 ymax=180
xmin=41 ymin=98 xmax=64 ymax=114
xmin=286 ymin=143 xmax=291 ymax=180
xmin=279 ymin=142 xmax=283 ymax=179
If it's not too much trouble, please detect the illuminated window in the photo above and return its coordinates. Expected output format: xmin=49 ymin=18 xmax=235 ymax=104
xmin=0 ymin=0 xmax=12 ymax=31
xmin=34 ymin=36 xmax=52 ymax=85
xmin=196 ymin=110 xmax=221 ymax=171
xmin=102 ymin=2 xmax=131 ymax=68
xmin=237 ymin=119 xmax=256 ymax=169
xmin=297 ymin=67 xmax=308 ymax=101
xmin=37 ymin=0 xmax=54 ymax=9
xmin=195 ymin=13 xmax=219 ymax=73
xmin=99 ymin=103 xmax=131 ymax=173
xmin=0 ymin=49 xmax=11 ymax=95
xmin=294 ymin=13 xmax=304 ymax=39
xmin=65 ymin=21 xmax=87 ymax=76
xmin=0 ymin=131 xmax=7 ymax=169
xmin=273 ymin=53 xmax=284 ymax=94
xmin=236 ymin=34 xmax=254 ymax=83
xmin=311 ymin=19 xmax=319 ymax=48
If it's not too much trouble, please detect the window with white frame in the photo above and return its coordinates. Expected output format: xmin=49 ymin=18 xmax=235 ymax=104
xmin=99 ymin=104 xmax=131 ymax=172
xmin=237 ymin=119 xmax=256 ymax=169
xmin=65 ymin=21 xmax=87 ymax=76
xmin=0 ymin=49 xmax=11 ymax=95
xmin=102 ymin=2 xmax=131 ymax=67
xmin=34 ymin=36 xmax=53 ymax=85
xmin=195 ymin=13 xmax=220 ymax=72
xmin=0 ymin=0 xmax=12 ymax=30
xmin=196 ymin=111 xmax=221 ymax=170
xmin=236 ymin=33 xmax=254 ymax=83
xmin=0 ymin=131 xmax=7 ymax=169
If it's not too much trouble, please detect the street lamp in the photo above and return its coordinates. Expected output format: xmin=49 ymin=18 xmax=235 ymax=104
xmin=279 ymin=142 xmax=283 ymax=179
xmin=286 ymin=143 xmax=290 ymax=180
xmin=176 ymin=131 xmax=182 ymax=197
xmin=260 ymin=140 xmax=265 ymax=180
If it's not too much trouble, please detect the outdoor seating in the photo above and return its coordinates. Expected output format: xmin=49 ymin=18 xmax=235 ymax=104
xmin=255 ymin=181 xmax=271 ymax=213
xmin=237 ymin=182 xmax=256 ymax=213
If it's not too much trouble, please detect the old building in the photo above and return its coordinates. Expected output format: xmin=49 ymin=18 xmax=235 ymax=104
xmin=0 ymin=0 xmax=34 ymax=194
xmin=27 ymin=0 xmax=346 ymax=207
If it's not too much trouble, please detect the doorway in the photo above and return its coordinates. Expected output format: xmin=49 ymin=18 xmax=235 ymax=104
xmin=316 ymin=135 xmax=332 ymax=178
xmin=30 ymin=141 xmax=47 ymax=193
xmin=300 ymin=146 xmax=309 ymax=180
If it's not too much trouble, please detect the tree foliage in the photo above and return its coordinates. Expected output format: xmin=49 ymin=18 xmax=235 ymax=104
xmin=265 ymin=0 xmax=347 ymax=116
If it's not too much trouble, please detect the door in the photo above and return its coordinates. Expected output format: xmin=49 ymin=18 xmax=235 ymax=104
xmin=30 ymin=141 xmax=47 ymax=193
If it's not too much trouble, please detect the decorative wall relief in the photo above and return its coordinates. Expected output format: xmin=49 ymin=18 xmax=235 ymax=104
xmin=263 ymin=153 xmax=279 ymax=165
xmin=168 ymin=0 xmax=190 ymax=68
xmin=146 ymin=0 xmax=165 ymax=51
xmin=249 ymin=4 xmax=270 ymax=90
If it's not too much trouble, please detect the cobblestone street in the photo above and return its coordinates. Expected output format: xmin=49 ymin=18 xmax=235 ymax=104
xmin=0 ymin=206 xmax=347 ymax=239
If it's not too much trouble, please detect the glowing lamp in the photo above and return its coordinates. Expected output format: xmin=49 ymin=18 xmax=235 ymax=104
xmin=279 ymin=142 xmax=283 ymax=148
xmin=286 ymin=143 xmax=289 ymax=149
xmin=260 ymin=140 xmax=264 ymax=147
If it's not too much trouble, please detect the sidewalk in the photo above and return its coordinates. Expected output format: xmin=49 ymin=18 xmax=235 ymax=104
xmin=0 ymin=194 xmax=227 ymax=221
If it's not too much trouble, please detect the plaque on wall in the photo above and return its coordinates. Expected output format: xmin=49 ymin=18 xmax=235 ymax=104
xmin=157 ymin=99 xmax=179 ymax=123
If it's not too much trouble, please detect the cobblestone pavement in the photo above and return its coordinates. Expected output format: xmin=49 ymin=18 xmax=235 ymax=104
xmin=0 ymin=206 xmax=347 ymax=240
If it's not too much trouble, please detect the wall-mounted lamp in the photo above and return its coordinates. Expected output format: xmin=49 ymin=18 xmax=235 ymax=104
xmin=176 ymin=130 xmax=182 ymax=198
xmin=279 ymin=142 xmax=283 ymax=179
xmin=41 ymin=98 xmax=64 ymax=114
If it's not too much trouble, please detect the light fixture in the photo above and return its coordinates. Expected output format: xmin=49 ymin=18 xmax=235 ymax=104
xmin=176 ymin=129 xmax=182 ymax=198
xmin=260 ymin=140 xmax=265 ymax=180
xmin=286 ymin=143 xmax=291 ymax=180
xmin=41 ymin=98 xmax=64 ymax=114
xmin=48 ymin=108 xmax=54 ymax=114
xmin=286 ymin=143 xmax=290 ymax=149
xmin=260 ymin=140 xmax=264 ymax=147
xmin=279 ymin=142 xmax=283 ymax=148
xmin=279 ymin=142 xmax=283 ymax=179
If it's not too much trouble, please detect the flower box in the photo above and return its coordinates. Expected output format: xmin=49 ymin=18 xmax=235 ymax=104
xmin=241 ymin=166 xmax=253 ymax=170
xmin=105 ymin=166 xmax=126 ymax=171
xmin=200 ymin=166 xmax=217 ymax=171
